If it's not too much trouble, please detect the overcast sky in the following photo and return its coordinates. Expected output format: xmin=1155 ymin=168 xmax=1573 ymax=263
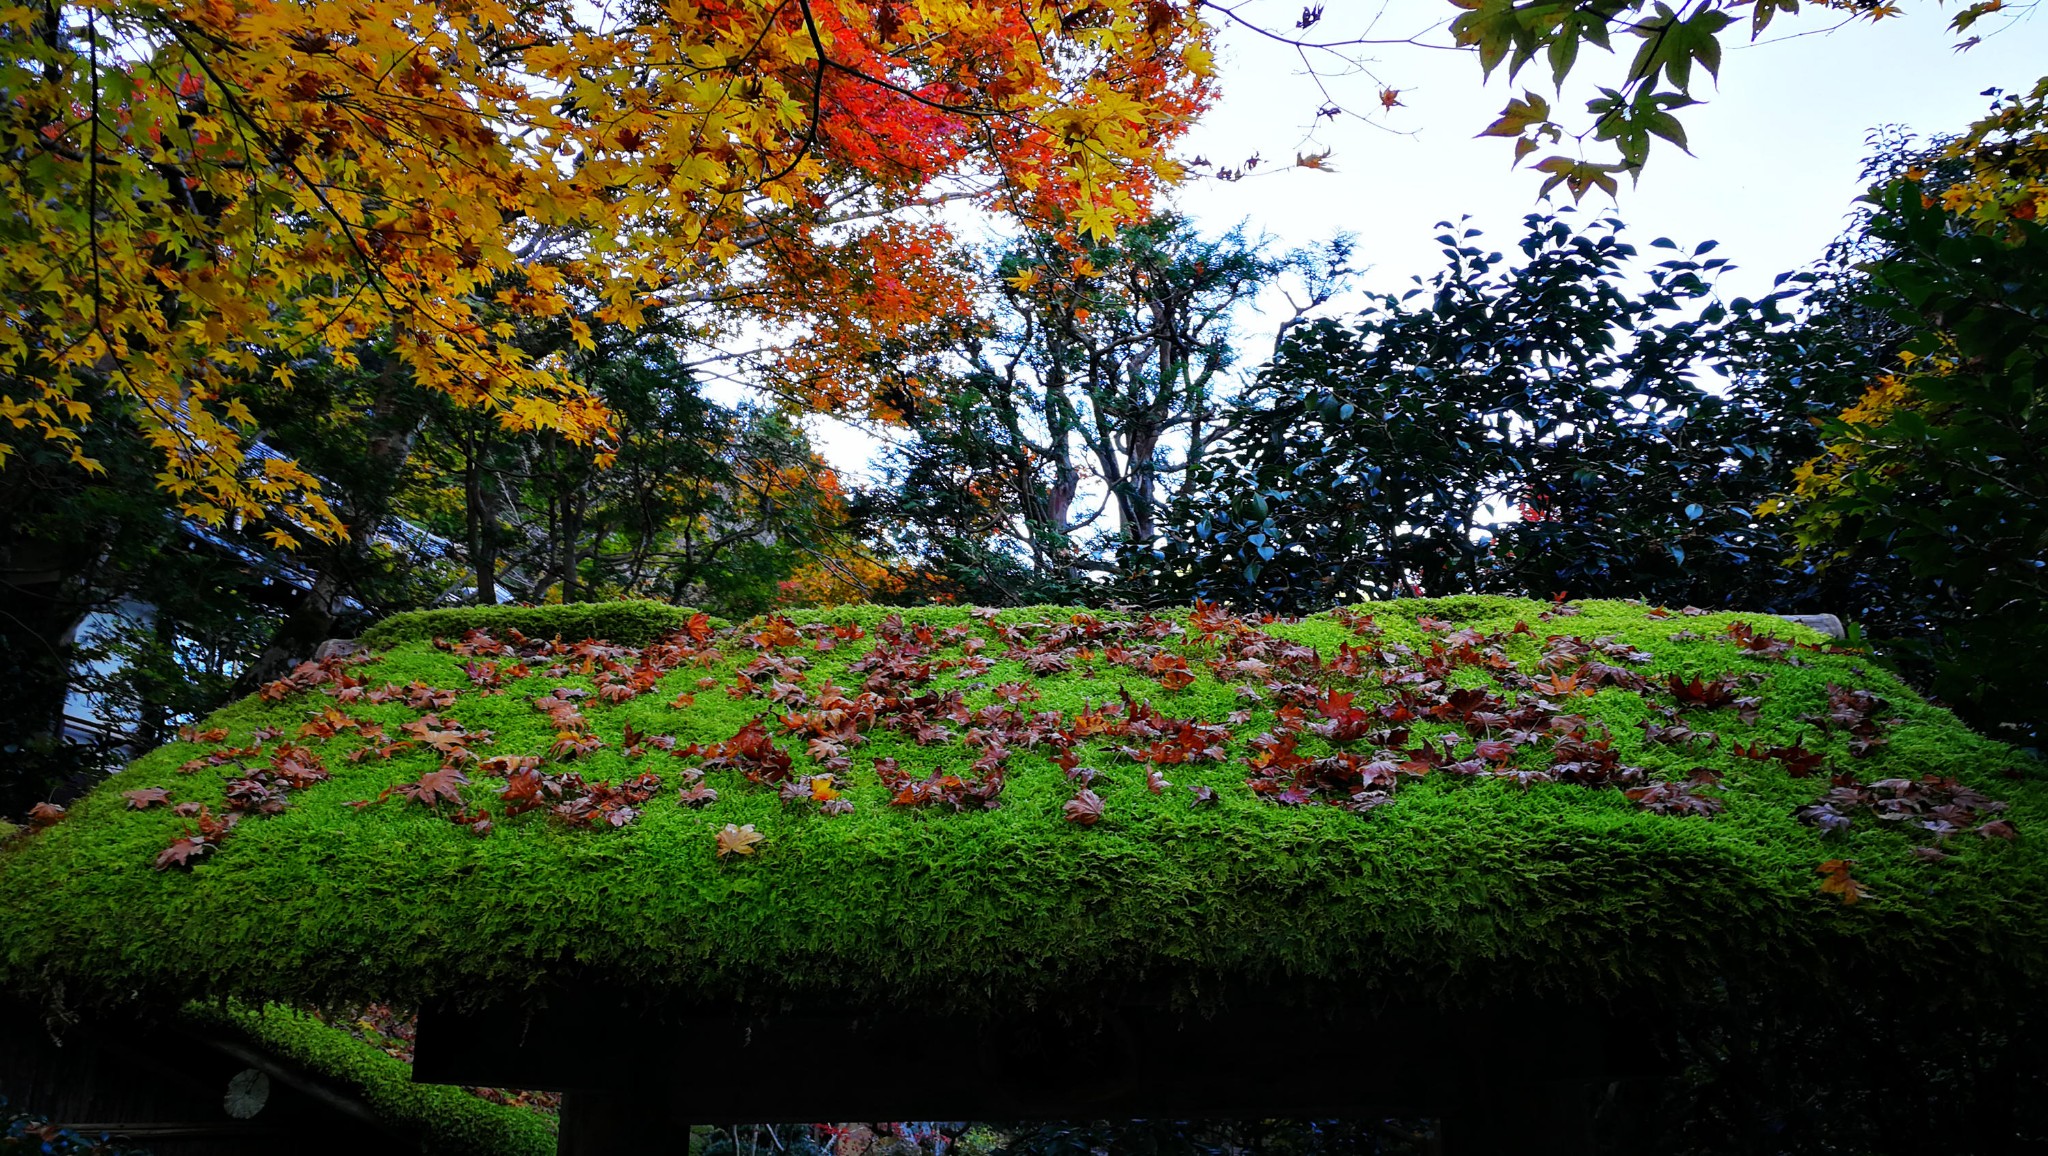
xmin=801 ymin=0 xmax=2048 ymax=479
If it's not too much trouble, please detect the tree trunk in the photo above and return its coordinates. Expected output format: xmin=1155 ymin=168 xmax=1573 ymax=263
xmin=465 ymin=427 xmax=496 ymax=606
xmin=236 ymin=564 xmax=345 ymax=693
xmin=138 ymin=610 xmax=177 ymax=751
xmin=557 ymin=483 xmax=584 ymax=604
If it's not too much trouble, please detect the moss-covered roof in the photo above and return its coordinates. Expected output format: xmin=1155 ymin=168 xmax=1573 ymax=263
xmin=4 ymin=597 xmax=2045 ymax=1019
xmin=188 ymin=1002 xmax=554 ymax=1156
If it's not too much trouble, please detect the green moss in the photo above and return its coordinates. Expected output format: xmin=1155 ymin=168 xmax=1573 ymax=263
xmin=4 ymin=599 xmax=2045 ymax=1022
xmin=186 ymin=1002 xmax=553 ymax=1156
xmin=359 ymin=602 xmax=726 ymax=647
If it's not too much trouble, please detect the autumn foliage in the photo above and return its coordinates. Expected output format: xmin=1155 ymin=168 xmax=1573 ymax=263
xmin=0 ymin=0 xmax=1211 ymax=542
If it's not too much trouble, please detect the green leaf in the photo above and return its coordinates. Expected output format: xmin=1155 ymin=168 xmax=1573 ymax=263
xmin=1478 ymin=90 xmax=1553 ymax=138
xmin=1753 ymin=0 xmax=1799 ymax=36
xmin=1625 ymin=3 xmax=1730 ymax=91
xmin=1547 ymin=23 xmax=1581 ymax=86
xmin=1646 ymin=111 xmax=1689 ymax=151
xmin=1450 ymin=0 xmax=1525 ymax=78
xmin=1625 ymin=3 xmax=1678 ymax=85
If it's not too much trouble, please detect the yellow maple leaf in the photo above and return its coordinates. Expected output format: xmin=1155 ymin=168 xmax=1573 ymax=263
xmin=4 ymin=0 xmax=1209 ymax=551
xmin=716 ymin=822 xmax=764 ymax=857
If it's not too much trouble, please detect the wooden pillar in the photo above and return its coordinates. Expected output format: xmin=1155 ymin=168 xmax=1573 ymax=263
xmin=556 ymin=1091 xmax=689 ymax=1156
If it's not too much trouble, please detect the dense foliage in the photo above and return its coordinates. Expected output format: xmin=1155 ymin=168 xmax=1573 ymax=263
xmin=865 ymin=215 xmax=1348 ymax=604
xmin=1 ymin=0 xmax=1208 ymax=542
xmin=1786 ymin=171 xmax=2048 ymax=742
xmin=1164 ymin=213 xmax=1872 ymax=613
xmin=0 ymin=0 xmax=1212 ymax=814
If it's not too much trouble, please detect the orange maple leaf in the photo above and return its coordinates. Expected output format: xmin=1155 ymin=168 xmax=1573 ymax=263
xmin=1817 ymin=859 xmax=1868 ymax=905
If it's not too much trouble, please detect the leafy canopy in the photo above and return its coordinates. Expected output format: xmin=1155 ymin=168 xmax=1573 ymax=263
xmin=1786 ymin=121 xmax=2048 ymax=737
xmin=1441 ymin=0 xmax=2024 ymax=198
xmin=0 ymin=0 xmax=1212 ymax=544
xmin=1172 ymin=212 xmax=1821 ymax=614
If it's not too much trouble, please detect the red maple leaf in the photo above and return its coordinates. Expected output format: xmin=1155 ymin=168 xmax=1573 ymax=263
xmin=1062 ymin=788 xmax=1104 ymax=826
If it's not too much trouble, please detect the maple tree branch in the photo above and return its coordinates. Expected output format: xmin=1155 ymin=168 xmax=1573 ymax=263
xmin=755 ymin=0 xmax=829 ymax=187
xmin=161 ymin=27 xmax=586 ymax=418
xmin=86 ymin=13 xmax=106 ymax=341
xmin=821 ymin=56 xmax=1010 ymax=120
xmin=160 ymin=25 xmax=402 ymax=321
xmin=1194 ymin=0 xmax=1457 ymax=52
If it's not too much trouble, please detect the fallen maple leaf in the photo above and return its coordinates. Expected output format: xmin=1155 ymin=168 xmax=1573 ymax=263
xmin=1668 ymin=674 xmax=1739 ymax=709
xmin=1063 ymin=788 xmax=1105 ymax=826
xmin=155 ymin=837 xmax=211 ymax=870
xmin=386 ymin=768 xmax=469 ymax=809
xmin=1817 ymin=859 xmax=1868 ymax=905
xmin=26 ymin=802 xmax=65 ymax=827
xmin=123 ymin=788 xmax=173 ymax=810
xmin=716 ymin=822 xmax=764 ymax=857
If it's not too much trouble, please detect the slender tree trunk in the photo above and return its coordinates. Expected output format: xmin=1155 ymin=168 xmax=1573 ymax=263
xmin=557 ymin=485 xmax=583 ymax=604
xmin=138 ymin=609 xmax=176 ymax=751
xmin=465 ymin=426 xmax=496 ymax=606
xmin=479 ymin=472 xmax=501 ymax=605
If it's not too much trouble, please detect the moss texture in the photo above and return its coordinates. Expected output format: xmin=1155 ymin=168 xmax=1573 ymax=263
xmin=3 ymin=598 xmax=2044 ymax=1021
xmin=359 ymin=602 xmax=725 ymax=647
xmin=186 ymin=1002 xmax=554 ymax=1156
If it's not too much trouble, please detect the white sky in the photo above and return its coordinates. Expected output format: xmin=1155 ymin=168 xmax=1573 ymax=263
xmin=800 ymin=0 xmax=2048 ymax=479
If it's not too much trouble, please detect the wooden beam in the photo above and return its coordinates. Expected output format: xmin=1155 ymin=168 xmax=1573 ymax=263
xmin=415 ymin=995 xmax=1661 ymax=1123
xmin=45 ymin=1123 xmax=299 ymax=1140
